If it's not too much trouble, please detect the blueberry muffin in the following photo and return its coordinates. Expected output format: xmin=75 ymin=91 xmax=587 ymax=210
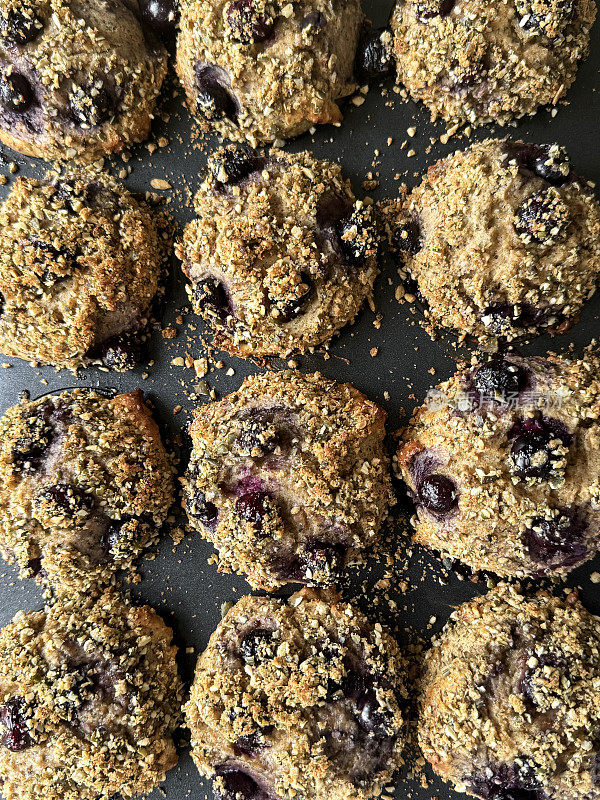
xmin=0 ymin=170 xmax=165 ymax=371
xmin=176 ymin=0 xmax=363 ymax=145
xmin=419 ymin=583 xmax=600 ymax=800
xmin=385 ymin=139 xmax=600 ymax=342
xmin=0 ymin=588 xmax=183 ymax=800
xmin=184 ymin=370 xmax=393 ymax=591
xmin=0 ymin=388 xmax=175 ymax=590
xmin=396 ymin=352 xmax=600 ymax=578
xmin=185 ymin=588 xmax=407 ymax=800
xmin=179 ymin=146 xmax=379 ymax=359
xmin=0 ymin=0 xmax=168 ymax=163
xmin=390 ymin=0 xmax=596 ymax=127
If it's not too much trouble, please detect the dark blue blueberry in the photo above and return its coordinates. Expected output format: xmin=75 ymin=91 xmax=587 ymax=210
xmin=450 ymin=61 xmax=486 ymax=91
xmin=140 ymin=0 xmax=179 ymax=37
xmin=480 ymin=301 xmax=565 ymax=335
xmin=0 ymin=6 xmax=43 ymax=45
xmin=40 ymin=483 xmax=93 ymax=516
xmin=301 ymin=10 xmax=326 ymax=30
xmin=300 ymin=541 xmax=345 ymax=584
xmin=52 ymin=179 xmax=101 ymax=211
xmin=195 ymin=66 xmax=238 ymax=121
xmin=68 ymin=80 xmax=116 ymax=127
xmin=473 ymin=359 xmax=525 ymax=403
xmin=233 ymin=728 xmax=272 ymax=756
xmin=354 ymin=27 xmax=395 ymax=82
xmin=0 ymin=698 xmax=31 ymax=751
xmin=415 ymin=0 xmax=456 ymax=21
xmin=237 ymin=415 xmax=281 ymax=455
xmin=239 ymin=628 xmax=276 ymax=663
xmin=275 ymin=273 xmax=313 ymax=322
xmin=187 ymin=489 xmax=219 ymax=531
xmin=0 ymin=71 xmax=34 ymax=113
xmin=509 ymin=416 xmax=571 ymax=481
xmin=0 ymin=290 xmax=4 ymax=316
xmin=315 ymin=192 xmax=354 ymax=228
xmin=235 ymin=490 xmax=271 ymax=531
xmin=466 ymin=762 xmax=542 ymax=800
xmin=392 ymin=219 xmax=422 ymax=255
xmin=12 ymin=406 xmax=54 ymax=473
xmin=29 ymin=238 xmax=76 ymax=285
xmin=336 ymin=206 xmax=377 ymax=265
xmin=514 ymin=188 xmax=569 ymax=244
xmin=194 ymin=278 xmax=233 ymax=319
xmin=418 ymin=474 xmax=457 ymax=515
xmin=355 ymin=689 xmax=392 ymax=737
xmin=210 ymin=144 xmax=264 ymax=186
xmin=518 ymin=0 xmax=574 ymax=37
xmin=523 ymin=509 xmax=588 ymax=568
xmin=516 ymin=143 xmax=571 ymax=185
xmin=519 ymin=651 xmax=567 ymax=706
xmin=98 ymin=333 xmax=140 ymax=371
xmin=227 ymin=0 xmax=273 ymax=44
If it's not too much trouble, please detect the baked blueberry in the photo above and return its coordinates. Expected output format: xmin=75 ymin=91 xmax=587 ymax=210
xmin=384 ymin=139 xmax=600 ymax=341
xmin=396 ymin=352 xmax=600 ymax=578
xmin=176 ymin=0 xmax=364 ymax=144
xmin=0 ymin=171 xmax=164 ymax=370
xmin=0 ymin=589 xmax=182 ymax=800
xmin=140 ymin=0 xmax=179 ymax=37
xmin=419 ymin=585 xmax=600 ymax=800
xmin=180 ymin=148 xmax=379 ymax=359
xmin=0 ymin=0 xmax=167 ymax=162
xmin=390 ymin=0 xmax=594 ymax=126
xmin=186 ymin=589 xmax=407 ymax=800
xmin=184 ymin=370 xmax=393 ymax=591
xmin=0 ymin=388 xmax=175 ymax=590
xmin=354 ymin=26 xmax=395 ymax=81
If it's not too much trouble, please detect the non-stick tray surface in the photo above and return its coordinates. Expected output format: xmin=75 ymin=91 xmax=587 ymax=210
xmin=0 ymin=3 xmax=599 ymax=799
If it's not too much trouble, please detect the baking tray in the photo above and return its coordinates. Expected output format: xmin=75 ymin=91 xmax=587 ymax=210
xmin=0 ymin=2 xmax=599 ymax=799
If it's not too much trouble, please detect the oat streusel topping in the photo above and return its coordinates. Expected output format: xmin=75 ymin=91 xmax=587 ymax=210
xmin=0 ymin=388 xmax=175 ymax=591
xmin=419 ymin=583 xmax=600 ymax=800
xmin=0 ymin=588 xmax=183 ymax=800
xmin=184 ymin=370 xmax=394 ymax=591
xmin=186 ymin=588 xmax=407 ymax=800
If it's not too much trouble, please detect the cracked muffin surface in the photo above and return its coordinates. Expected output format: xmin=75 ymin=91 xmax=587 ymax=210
xmin=419 ymin=583 xmax=600 ymax=800
xmin=385 ymin=139 xmax=600 ymax=343
xmin=0 ymin=588 xmax=183 ymax=800
xmin=176 ymin=0 xmax=363 ymax=145
xmin=179 ymin=146 xmax=379 ymax=360
xmin=396 ymin=351 xmax=600 ymax=579
xmin=0 ymin=388 xmax=175 ymax=591
xmin=0 ymin=170 xmax=164 ymax=370
xmin=390 ymin=0 xmax=596 ymax=127
xmin=185 ymin=588 xmax=407 ymax=800
xmin=0 ymin=0 xmax=167 ymax=162
xmin=184 ymin=370 xmax=393 ymax=591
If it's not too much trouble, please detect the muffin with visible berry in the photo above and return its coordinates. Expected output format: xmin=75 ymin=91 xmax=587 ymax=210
xmin=0 ymin=0 xmax=167 ymax=162
xmin=385 ymin=139 xmax=600 ymax=342
xmin=184 ymin=370 xmax=393 ymax=591
xmin=0 ymin=388 xmax=175 ymax=590
xmin=419 ymin=583 xmax=600 ymax=800
xmin=0 ymin=170 xmax=165 ymax=371
xmin=390 ymin=0 xmax=596 ymax=126
xmin=0 ymin=588 xmax=183 ymax=800
xmin=179 ymin=146 xmax=379 ymax=359
xmin=396 ymin=351 xmax=600 ymax=578
xmin=176 ymin=0 xmax=363 ymax=145
xmin=185 ymin=588 xmax=407 ymax=800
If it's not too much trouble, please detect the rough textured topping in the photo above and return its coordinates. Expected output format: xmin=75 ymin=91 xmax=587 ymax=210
xmin=179 ymin=147 xmax=379 ymax=359
xmin=0 ymin=0 xmax=167 ymax=162
xmin=419 ymin=584 xmax=600 ymax=800
xmin=0 ymin=170 xmax=164 ymax=370
xmin=176 ymin=0 xmax=363 ymax=144
xmin=185 ymin=588 xmax=407 ymax=800
xmin=384 ymin=138 xmax=600 ymax=342
xmin=390 ymin=0 xmax=595 ymax=126
xmin=0 ymin=388 xmax=175 ymax=590
xmin=0 ymin=589 xmax=182 ymax=800
xmin=184 ymin=370 xmax=393 ymax=591
xmin=396 ymin=351 xmax=600 ymax=578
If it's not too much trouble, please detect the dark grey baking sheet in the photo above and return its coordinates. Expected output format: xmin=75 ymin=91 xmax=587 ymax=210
xmin=0 ymin=2 xmax=599 ymax=799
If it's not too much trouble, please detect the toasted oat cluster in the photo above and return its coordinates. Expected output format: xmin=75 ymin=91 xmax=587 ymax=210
xmin=385 ymin=139 xmax=600 ymax=342
xmin=0 ymin=0 xmax=167 ymax=162
xmin=176 ymin=0 xmax=363 ymax=145
xmin=396 ymin=351 xmax=600 ymax=579
xmin=0 ymin=589 xmax=183 ymax=800
xmin=185 ymin=588 xmax=407 ymax=800
xmin=179 ymin=146 xmax=379 ymax=359
xmin=0 ymin=388 xmax=175 ymax=590
xmin=419 ymin=584 xmax=600 ymax=800
xmin=184 ymin=370 xmax=393 ymax=591
xmin=0 ymin=170 xmax=164 ymax=370
xmin=390 ymin=0 xmax=596 ymax=127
